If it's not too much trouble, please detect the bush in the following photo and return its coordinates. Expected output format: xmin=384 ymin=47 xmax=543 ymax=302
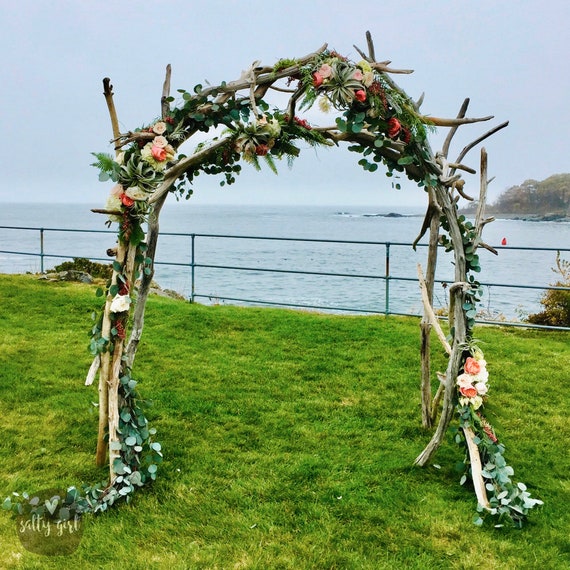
xmin=50 ymin=257 xmax=113 ymax=280
xmin=528 ymin=251 xmax=570 ymax=327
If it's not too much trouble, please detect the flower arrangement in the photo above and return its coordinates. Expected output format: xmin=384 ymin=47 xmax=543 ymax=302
xmin=456 ymin=352 xmax=488 ymax=410
xmin=298 ymin=51 xmax=426 ymax=155
xmin=234 ymin=115 xmax=282 ymax=160
xmin=455 ymin=348 xmax=543 ymax=527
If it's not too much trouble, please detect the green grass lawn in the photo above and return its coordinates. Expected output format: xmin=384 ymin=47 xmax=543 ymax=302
xmin=0 ymin=274 xmax=568 ymax=569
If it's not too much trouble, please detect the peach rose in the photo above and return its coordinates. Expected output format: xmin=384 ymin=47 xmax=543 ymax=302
xmin=459 ymin=385 xmax=478 ymax=398
xmin=464 ymin=357 xmax=482 ymax=375
xmin=151 ymin=145 xmax=167 ymax=161
xmin=352 ymin=69 xmax=364 ymax=81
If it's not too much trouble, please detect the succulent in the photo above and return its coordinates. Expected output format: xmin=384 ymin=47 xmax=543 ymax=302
xmin=324 ymin=62 xmax=364 ymax=109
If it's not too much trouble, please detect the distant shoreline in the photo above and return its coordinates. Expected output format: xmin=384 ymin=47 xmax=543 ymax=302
xmin=460 ymin=211 xmax=570 ymax=222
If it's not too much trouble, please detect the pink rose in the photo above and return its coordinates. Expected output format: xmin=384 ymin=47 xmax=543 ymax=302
xmin=352 ymin=69 xmax=363 ymax=81
xmin=312 ymin=72 xmax=324 ymax=88
xmin=111 ymin=183 xmax=124 ymax=197
xmin=387 ymin=117 xmax=401 ymax=138
xmin=459 ymin=385 xmax=478 ymax=398
xmin=318 ymin=63 xmax=332 ymax=79
xmin=151 ymin=145 xmax=167 ymax=161
xmin=464 ymin=357 xmax=481 ymax=375
xmin=354 ymin=89 xmax=366 ymax=103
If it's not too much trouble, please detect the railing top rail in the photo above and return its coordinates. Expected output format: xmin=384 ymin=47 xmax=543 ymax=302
xmin=1 ymin=225 xmax=570 ymax=252
xmin=0 ymin=225 xmax=115 ymax=235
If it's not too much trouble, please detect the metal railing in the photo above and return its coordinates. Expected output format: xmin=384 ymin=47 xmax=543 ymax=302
xmin=1 ymin=225 xmax=569 ymax=331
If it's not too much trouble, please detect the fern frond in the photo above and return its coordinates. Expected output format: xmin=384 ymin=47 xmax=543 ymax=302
xmin=90 ymin=152 xmax=116 ymax=173
xmin=263 ymin=153 xmax=278 ymax=175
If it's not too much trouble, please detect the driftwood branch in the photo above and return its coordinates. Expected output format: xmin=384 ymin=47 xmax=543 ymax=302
xmin=418 ymin=264 xmax=451 ymax=355
xmin=475 ymin=148 xmax=489 ymax=234
xmin=473 ymin=149 xmax=499 ymax=257
xmin=412 ymin=193 xmax=441 ymax=250
xmin=125 ymin=193 xmax=168 ymax=368
xmin=447 ymin=162 xmax=476 ymax=175
xmin=454 ymin=121 xmax=509 ymax=166
xmin=370 ymin=63 xmax=414 ymax=75
xmin=463 ymin=426 xmax=491 ymax=509
xmin=415 ymin=181 xmax=470 ymax=466
xmin=148 ymin=136 xmax=233 ymax=204
xmin=103 ymin=78 xmax=121 ymax=156
xmin=421 ymin=114 xmax=493 ymax=127
xmin=161 ymin=64 xmax=172 ymax=119
xmin=418 ymin=186 xmax=443 ymax=428
xmin=366 ymin=30 xmax=376 ymax=61
xmin=442 ymin=98 xmax=470 ymax=159
xmin=215 ymin=44 xmax=328 ymax=96
xmin=430 ymin=378 xmax=445 ymax=424
xmin=414 ymin=92 xmax=425 ymax=110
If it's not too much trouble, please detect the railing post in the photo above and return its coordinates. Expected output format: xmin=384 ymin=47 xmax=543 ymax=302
xmin=385 ymin=242 xmax=390 ymax=315
xmin=190 ymin=233 xmax=195 ymax=303
xmin=40 ymin=228 xmax=45 ymax=273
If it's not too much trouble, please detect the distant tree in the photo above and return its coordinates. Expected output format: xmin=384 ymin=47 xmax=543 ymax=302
xmin=490 ymin=174 xmax=570 ymax=215
xmin=461 ymin=174 xmax=570 ymax=216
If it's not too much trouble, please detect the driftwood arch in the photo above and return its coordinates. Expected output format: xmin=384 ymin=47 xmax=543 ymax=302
xmin=5 ymin=33 xmax=542 ymax=527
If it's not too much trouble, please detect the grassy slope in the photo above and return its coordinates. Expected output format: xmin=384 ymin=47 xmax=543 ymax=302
xmin=0 ymin=275 xmax=568 ymax=569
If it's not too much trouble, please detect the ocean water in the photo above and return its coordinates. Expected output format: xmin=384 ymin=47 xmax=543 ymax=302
xmin=1 ymin=202 xmax=569 ymax=319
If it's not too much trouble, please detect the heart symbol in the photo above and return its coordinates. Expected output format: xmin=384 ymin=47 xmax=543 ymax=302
xmin=44 ymin=497 xmax=59 ymax=516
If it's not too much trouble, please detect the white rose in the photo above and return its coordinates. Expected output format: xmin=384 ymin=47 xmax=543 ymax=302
xmin=110 ymin=294 xmax=131 ymax=313
xmin=152 ymin=121 xmax=167 ymax=135
xmin=266 ymin=118 xmax=281 ymax=138
xmin=471 ymin=396 xmax=483 ymax=410
xmin=362 ymin=71 xmax=374 ymax=87
xmin=125 ymin=186 xmax=149 ymax=201
xmin=475 ymin=382 xmax=488 ymax=396
xmin=152 ymin=135 xmax=168 ymax=149
xmin=104 ymin=193 xmax=122 ymax=223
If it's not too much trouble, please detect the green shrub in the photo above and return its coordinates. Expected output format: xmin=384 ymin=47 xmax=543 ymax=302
xmin=528 ymin=251 xmax=570 ymax=326
xmin=50 ymin=257 xmax=113 ymax=280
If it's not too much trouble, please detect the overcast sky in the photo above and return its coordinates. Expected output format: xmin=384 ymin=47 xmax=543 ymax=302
xmin=1 ymin=0 xmax=568 ymax=209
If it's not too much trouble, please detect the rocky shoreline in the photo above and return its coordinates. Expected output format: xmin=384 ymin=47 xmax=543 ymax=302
xmin=491 ymin=213 xmax=570 ymax=222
